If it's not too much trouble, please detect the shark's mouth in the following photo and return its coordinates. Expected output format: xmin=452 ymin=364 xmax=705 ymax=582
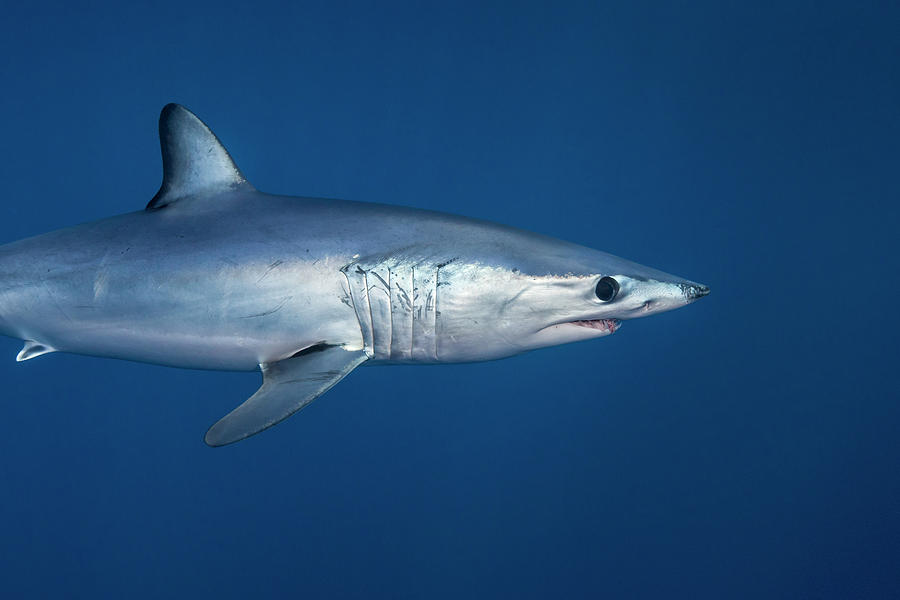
xmin=569 ymin=318 xmax=621 ymax=333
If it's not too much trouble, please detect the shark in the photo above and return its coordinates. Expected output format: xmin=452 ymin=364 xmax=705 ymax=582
xmin=0 ymin=104 xmax=709 ymax=446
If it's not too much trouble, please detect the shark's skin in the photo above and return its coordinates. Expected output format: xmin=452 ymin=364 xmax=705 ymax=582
xmin=0 ymin=104 xmax=709 ymax=446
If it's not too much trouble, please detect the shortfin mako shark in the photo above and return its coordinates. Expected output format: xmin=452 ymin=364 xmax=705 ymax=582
xmin=0 ymin=104 xmax=709 ymax=446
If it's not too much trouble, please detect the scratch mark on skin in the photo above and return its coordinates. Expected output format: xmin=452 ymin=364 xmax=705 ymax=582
xmin=395 ymin=284 xmax=412 ymax=310
xmin=240 ymin=296 xmax=292 ymax=319
xmin=498 ymin=288 xmax=528 ymax=316
xmin=257 ymin=259 xmax=284 ymax=283
xmin=435 ymin=257 xmax=460 ymax=269
xmin=369 ymin=271 xmax=388 ymax=290
xmin=93 ymin=270 xmax=108 ymax=301
xmin=339 ymin=276 xmax=353 ymax=308
xmin=40 ymin=279 xmax=73 ymax=323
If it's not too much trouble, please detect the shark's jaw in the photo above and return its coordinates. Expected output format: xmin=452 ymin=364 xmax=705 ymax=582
xmin=568 ymin=318 xmax=621 ymax=333
xmin=527 ymin=317 xmax=622 ymax=352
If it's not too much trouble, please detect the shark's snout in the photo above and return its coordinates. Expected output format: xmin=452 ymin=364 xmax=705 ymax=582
xmin=683 ymin=284 xmax=710 ymax=301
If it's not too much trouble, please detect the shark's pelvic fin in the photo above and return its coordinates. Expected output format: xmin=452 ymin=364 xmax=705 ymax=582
xmin=147 ymin=103 xmax=254 ymax=210
xmin=16 ymin=340 xmax=57 ymax=362
xmin=204 ymin=345 xmax=368 ymax=447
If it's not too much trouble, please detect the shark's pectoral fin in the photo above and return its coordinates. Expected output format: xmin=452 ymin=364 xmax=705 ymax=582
xmin=16 ymin=340 xmax=57 ymax=362
xmin=204 ymin=345 xmax=368 ymax=447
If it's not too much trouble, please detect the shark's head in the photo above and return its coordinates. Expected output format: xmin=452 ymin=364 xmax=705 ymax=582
xmin=431 ymin=224 xmax=709 ymax=362
xmin=510 ymin=258 xmax=709 ymax=352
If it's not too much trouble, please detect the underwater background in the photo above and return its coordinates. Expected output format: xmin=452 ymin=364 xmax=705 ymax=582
xmin=0 ymin=2 xmax=897 ymax=598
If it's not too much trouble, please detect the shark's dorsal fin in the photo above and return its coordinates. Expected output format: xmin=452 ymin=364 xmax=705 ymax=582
xmin=147 ymin=103 xmax=254 ymax=210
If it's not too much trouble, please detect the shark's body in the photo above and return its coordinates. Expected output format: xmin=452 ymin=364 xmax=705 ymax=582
xmin=0 ymin=105 xmax=708 ymax=446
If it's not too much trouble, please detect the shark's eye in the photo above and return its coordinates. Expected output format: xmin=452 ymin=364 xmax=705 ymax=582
xmin=595 ymin=276 xmax=620 ymax=302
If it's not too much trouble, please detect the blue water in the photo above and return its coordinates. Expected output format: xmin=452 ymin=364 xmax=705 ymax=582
xmin=1 ymin=2 xmax=897 ymax=598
